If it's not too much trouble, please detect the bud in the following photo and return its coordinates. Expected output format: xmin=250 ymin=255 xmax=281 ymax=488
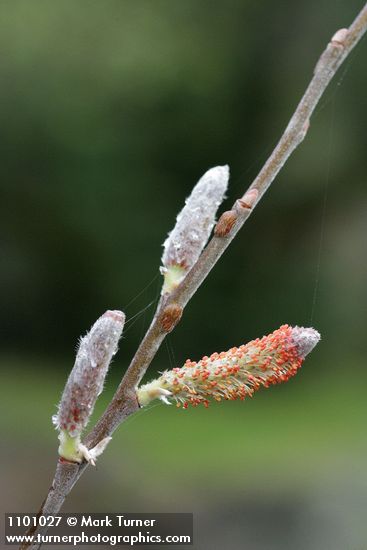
xmin=161 ymin=165 xmax=229 ymax=293
xmin=137 ymin=325 xmax=320 ymax=408
xmin=52 ymin=310 xmax=125 ymax=463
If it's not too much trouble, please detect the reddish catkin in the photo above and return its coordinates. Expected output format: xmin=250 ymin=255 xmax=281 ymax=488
xmin=137 ymin=325 xmax=320 ymax=408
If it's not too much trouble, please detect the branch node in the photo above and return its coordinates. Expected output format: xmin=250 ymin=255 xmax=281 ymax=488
xmin=331 ymin=28 xmax=349 ymax=48
xmin=214 ymin=210 xmax=238 ymax=237
xmin=160 ymin=303 xmax=183 ymax=333
xmin=236 ymin=188 xmax=259 ymax=211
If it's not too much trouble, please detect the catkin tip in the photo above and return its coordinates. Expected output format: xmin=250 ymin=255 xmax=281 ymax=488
xmin=104 ymin=310 xmax=125 ymax=323
xmin=291 ymin=326 xmax=321 ymax=358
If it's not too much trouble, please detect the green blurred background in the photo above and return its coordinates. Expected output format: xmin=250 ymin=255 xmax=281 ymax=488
xmin=1 ymin=1 xmax=367 ymax=548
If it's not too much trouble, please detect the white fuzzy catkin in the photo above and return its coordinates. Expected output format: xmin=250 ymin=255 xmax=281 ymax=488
xmin=161 ymin=165 xmax=229 ymax=292
xmin=53 ymin=310 xmax=125 ymax=438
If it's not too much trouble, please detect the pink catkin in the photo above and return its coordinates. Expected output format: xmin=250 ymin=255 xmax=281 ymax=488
xmin=53 ymin=310 xmax=125 ymax=437
xmin=138 ymin=325 xmax=320 ymax=408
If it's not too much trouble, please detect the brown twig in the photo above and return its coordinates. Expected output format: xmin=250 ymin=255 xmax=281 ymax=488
xmin=21 ymin=5 xmax=367 ymax=548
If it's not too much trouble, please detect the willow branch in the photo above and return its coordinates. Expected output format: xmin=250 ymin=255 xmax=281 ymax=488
xmin=91 ymin=7 xmax=367 ymax=443
xmin=22 ymin=5 xmax=367 ymax=549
